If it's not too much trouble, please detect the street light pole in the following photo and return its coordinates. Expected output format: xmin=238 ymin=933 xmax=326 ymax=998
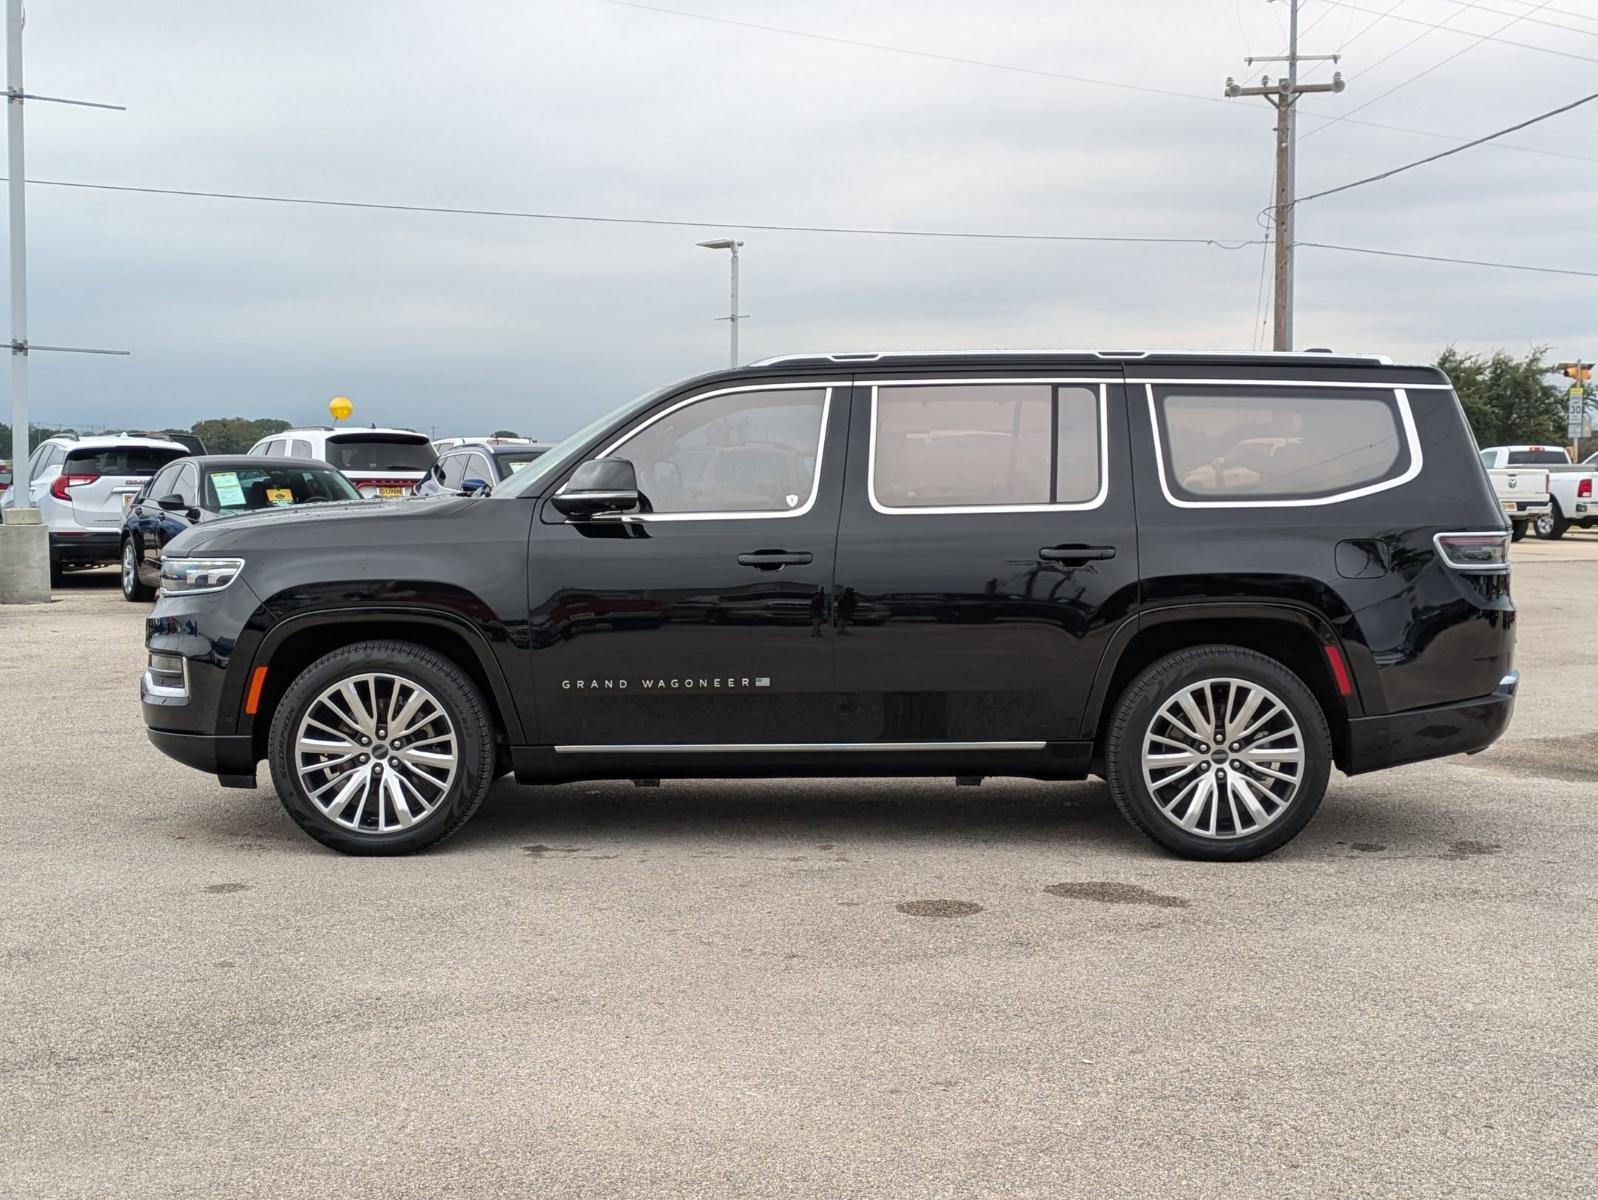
xmin=697 ymin=238 xmax=745 ymax=368
xmin=7 ymin=0 xmax=31 ymax=501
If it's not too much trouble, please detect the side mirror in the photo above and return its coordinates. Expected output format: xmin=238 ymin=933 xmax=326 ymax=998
xmin=156 ymin=494 xmax=188 ymax=513
xmin=551 ymin=458 xmax=640 ymax=519
xmin=461 ymin=478 xmax=490 ymax=496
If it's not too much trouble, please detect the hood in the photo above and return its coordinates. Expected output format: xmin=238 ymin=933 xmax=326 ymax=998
xmin=169 ymin=494 xmax=479 ymax=556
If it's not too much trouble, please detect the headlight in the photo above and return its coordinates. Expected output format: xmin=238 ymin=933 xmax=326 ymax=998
xmin=159 ymin=556 xmax=245 ymax=594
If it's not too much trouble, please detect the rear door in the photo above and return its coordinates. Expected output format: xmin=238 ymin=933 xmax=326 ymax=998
xmin=832 ymin=370 xmax=1139 ymax=743
xmin=63 ymin=444 xmax=186 ymax=531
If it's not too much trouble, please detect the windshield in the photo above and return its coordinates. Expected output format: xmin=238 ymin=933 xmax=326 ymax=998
xmin=203 ymin=464 xmax=361 ymax=512
xmin=326 ymin=435 xmax=436 ymax=472
xmin=496 ymin=385 xmax=674 ymax=498
xmin=64 ymin=445 xmax=187 ymax=476
xmin=1506 ymin=449 xmax=1569 ymax=465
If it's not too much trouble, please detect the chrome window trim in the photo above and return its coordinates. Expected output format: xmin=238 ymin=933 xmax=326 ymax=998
xmin=1145 ymin=382 xmax=1425 ymax=509
xmin=579 ymin=382 xmax=834 ymax=523
xmin=554 ymin=740 xmax=1047 ymax=754
xmin=866 ymin=378 xmax=1113 ymax=516
xmin=752 ymin=350 xmax=1397 ymax=366
xmin=1133 ymin=376 xmax=1450 ymax=389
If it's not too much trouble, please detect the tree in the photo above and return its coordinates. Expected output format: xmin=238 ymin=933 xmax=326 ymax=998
xmin=0 ymin=423 xmax=75 ymax=459
xmin=189 ymin=417 xmax=291 ymax=455
xmin=491 ymin=429 xmax=520 ymax=439
xmin=1437 ymin=346 xmax=1567 ymax=448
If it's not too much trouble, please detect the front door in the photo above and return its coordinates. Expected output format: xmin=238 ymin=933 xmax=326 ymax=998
xmin=832 ymin=372 xmax=1139 ymax=744
xmin=527 ymin=379 xmax=849 ymax=747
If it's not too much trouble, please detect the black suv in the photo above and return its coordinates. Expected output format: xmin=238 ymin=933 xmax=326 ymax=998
xmin=141 ymin=351 xmax=1516 ymax=859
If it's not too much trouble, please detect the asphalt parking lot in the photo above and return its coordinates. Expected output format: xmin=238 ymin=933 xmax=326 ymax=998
xmin=3 ymin=536 xmax=1595 ymax=1199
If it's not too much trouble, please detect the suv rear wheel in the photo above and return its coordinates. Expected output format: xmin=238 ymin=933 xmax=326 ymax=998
xmin=267 ymin=640 xmax=496 ymax=855
xmin=1105 ymin=645 xmax=1332 ymax=861
xmin=121 ymin=539 xmax=154 ymax=602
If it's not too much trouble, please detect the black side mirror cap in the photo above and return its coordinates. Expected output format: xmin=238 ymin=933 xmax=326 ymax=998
xmin=156 ymin=494 xmax=188 ymax=513
xmin=551 ymin=458 xmax=641 ymax=519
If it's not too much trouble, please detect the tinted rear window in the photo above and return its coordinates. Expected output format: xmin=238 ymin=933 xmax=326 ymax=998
xmin=494 ymin=448 xmax=548 ymax=475
xmin=325 ymin=435 xmax=435 ymax=471
xmin=1506 ymin=450 xmax=1568 ymax=465
xmin=64 ymin=446 xmax=186 ymax=476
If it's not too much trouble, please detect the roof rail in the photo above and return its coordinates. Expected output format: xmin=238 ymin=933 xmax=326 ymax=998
xmin=749 ymin=348 xmax=1395 ymax=366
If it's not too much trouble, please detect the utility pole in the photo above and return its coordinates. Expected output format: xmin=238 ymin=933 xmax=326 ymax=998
xmin=0 ymin=1 xmax=127 ymax=603
xmin=1226 ymin=0 xmax=1345 ymax=351
xmin=696 ymin=238 xmax=746 ymax=368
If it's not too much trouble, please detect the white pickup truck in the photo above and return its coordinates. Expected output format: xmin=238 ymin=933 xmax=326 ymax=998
xmin=1477 ymin=446 xmax=1552 ymax=542
xmin=1479 ymin=445 xmax=1598 ymax=539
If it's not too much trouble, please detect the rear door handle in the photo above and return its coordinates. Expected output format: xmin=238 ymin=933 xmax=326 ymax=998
xmin=737 ymin=550 xmax=814 ymax=570
xmin=1039 ymin=545 xmax=1117 ymax=562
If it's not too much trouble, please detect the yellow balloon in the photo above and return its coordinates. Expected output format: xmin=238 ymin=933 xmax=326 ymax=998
xmin=329 ymin=395 xmax=354 ymax=421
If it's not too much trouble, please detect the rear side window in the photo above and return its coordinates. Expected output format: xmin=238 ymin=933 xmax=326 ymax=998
xmin=871 ymin=382 xmax=1103 ymax=511
xmin=64 ymin=445 xmax=186 ymax=476
xmin=1506 ymin=449 xmax=1567 ymax=465
xmin=1151 ymin=386 xmax=1414 ymax=504
xmin=326 ymin=435 xmax=435 ymax=472
xmin=290 ymin=439 xmax=313 ymax=458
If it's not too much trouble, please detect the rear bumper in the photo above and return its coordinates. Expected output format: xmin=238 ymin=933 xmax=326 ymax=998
xmin=145 ymin=728 xmax=258 ymax=788
xmin=1342 ymin=671 xmax=1518 ymax=775
xmin=1500 ymin=500 xmax=1550 ymax=517
xmin=49 ymin=530 xmax=120 ymax=563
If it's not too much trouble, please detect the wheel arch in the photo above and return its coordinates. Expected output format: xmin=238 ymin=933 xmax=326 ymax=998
xmin=245 ymin=609 xmax=526 ymax=761
xmin=1084 ymin=605 xmax=1359 ymax=770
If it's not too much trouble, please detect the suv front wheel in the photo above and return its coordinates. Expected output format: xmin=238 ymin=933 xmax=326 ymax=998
xmin=266 ymin=641 xmax=496 ymax=855
xmin=1105 ymin=646 xmax=1332 ymax=861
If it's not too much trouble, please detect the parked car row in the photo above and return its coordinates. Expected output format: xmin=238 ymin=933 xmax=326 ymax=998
xmin=1479 ymin=445 xmax=1598 ymax=539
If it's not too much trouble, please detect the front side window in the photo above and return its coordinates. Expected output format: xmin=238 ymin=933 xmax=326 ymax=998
xmin=437 ymin=454 xmax=468 ymax=490
xmin=173 ymin=464 xmax=199 ymax=506
xmin=609 ymin=387 xmax=828 ymax=515
xmin=871 ymin=383 xmax=1102 ymax=511
xmin=463 ymin=453 xmax=494 ymax=484
xmin=1153 ymin=386 xmax=1412 ymax=504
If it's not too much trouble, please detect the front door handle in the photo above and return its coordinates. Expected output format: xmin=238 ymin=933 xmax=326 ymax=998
xmin=737 ymin=550 xmax=814 ymax=570
xmin=1039 ymin=545 xmax=1117 ymax=562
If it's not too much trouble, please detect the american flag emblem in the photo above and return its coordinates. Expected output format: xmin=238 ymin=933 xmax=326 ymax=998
xmin=755 ymin=677 xmax=771 ymax=687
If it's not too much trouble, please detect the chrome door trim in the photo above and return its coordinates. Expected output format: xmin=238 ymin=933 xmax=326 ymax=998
xmin=553 ymin=740 xmax=1048 ymax=754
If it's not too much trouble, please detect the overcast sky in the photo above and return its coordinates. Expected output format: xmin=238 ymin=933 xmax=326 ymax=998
xmin=14 ymin=0 xmax=1596 ymax=438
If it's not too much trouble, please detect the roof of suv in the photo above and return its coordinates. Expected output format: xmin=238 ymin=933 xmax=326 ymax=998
xmin=42 ymin=433 xmax=189 ymax=450
xmin=747 ymin=349 xmax=1401 ymax=369
xmin=269 ymin=427 xmax=428 ymax=441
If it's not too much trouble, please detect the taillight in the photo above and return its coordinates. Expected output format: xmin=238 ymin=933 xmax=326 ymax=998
xmin=1580 ymin=478 xmax=1593 ymax=499
xmin=357 ymin=478 xmax=417 ymax=493
xmin=1434 ymin=531 xmax=1509 ymax=572
xmin=48 ymin=472 xmax=99 ymax=500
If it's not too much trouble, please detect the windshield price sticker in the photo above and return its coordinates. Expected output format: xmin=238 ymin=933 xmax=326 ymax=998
xmin=212 ymin=471 xmax=247 ymax=507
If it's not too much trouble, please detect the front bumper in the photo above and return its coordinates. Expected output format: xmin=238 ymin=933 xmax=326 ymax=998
xmin=145 ymin=728 xmax=258 ymax=788
xmin=49 ymin=530 xmax=120 ymax=564
xmin=1342 ymin=670 xmax=1518 ymax=775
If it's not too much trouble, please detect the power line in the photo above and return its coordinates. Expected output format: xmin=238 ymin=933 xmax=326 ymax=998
xmin=600 ymin=0 xmax=1598 ymax=166
xmin=1428 ymin=0 xmax=1598 ymax=35
xmin=1299 ymin=241 xmax=1598 ymax=278
xmin=1485 ymin=0 xmax=1598 ymax=23
xmin=1318 ymin=0 xmax=1598 ymax=57
xmin=14 ymin=173 xmax=1595 ymax=281
xmin=1296 ymin=88 xmax=1598 ymax=204
xmin=6 ymin=176 xmax=1261 ymax=248
xmin=1307 ymin=0 xmax=1558 ymax=136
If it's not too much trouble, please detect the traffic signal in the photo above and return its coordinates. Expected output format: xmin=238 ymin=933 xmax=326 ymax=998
xmin=1557 ymin=361 xmax=1592 ymax=383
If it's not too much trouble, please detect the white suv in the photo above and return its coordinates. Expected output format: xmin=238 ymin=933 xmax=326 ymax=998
xmin=1 ymin=434 xmax=190 ymax=585
xmin=248 ymin=427 xmax=436 ymax=499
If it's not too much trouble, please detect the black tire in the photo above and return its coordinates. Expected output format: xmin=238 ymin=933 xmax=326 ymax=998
xmin=1510 ymin=521 xmax=1528 ymax=543
xmin=1534 ymin=503 xmax=1568 ymax=540
xmin=267 ymin=640 xmax=496 ymax=855
xmin=1104 ymin=645 xmax=1332 ymax=862
xmin=121 ymin=539 xmax=155 ymax=602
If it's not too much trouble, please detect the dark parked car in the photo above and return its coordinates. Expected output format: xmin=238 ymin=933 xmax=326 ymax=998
xmin=414 ymin=438 xmax=554 ymax=497
xmin=120 ymin=456 xmax=360 ymax=601
xmin=141 ymin=350 xmax=1516 ymax=860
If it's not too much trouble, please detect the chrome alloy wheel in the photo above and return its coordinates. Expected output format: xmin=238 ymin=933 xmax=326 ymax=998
xmin=1140 ymin=677 xmax=1304 ymax=841
xmin=1535 ymin=512 xmax=1555 ymax=537
xmin=122 ymin=541 xmax=137 ymax=593
xmin=294 ymin=673 xmax=458 ymax=834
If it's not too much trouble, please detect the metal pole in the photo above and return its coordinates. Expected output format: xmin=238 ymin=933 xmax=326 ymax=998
xmin=728 ymin=243 xmax=740 ymax=368
xmin=1275 ymin=0 xmax=1299 ymax=352
xmin=6 ymin=0 xmax=30 ymax=502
